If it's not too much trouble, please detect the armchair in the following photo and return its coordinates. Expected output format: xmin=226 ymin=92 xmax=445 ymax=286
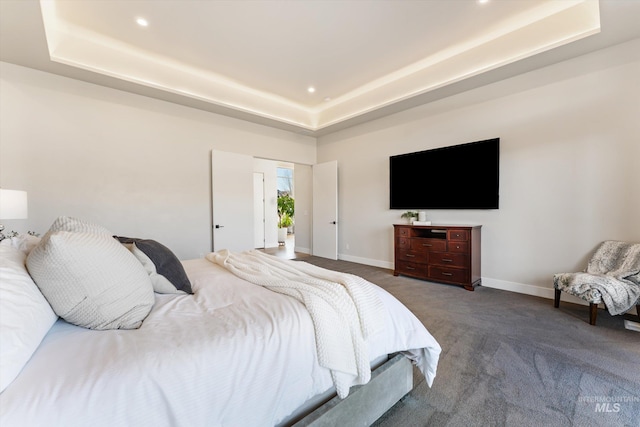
xmin=553 ymin=240 xmax=640 ymax=326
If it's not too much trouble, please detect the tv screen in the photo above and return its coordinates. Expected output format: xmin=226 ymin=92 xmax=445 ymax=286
xmin=390 ymin=138 xmax=499 ymax=209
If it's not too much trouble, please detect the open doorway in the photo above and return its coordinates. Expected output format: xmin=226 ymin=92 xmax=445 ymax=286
xmin=212 ymin=152 xmax=312 ymax=256
xmin=251 ymin=158 xmax=311 ymax=259
xmin=276 ymin=164 xmax=295 ymax=256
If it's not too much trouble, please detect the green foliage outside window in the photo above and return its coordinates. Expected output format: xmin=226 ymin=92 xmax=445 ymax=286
xmin=277 ymin=194 xmax=295 ymax=228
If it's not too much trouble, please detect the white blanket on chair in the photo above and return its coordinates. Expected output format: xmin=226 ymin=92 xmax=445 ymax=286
xmin=555 ymin=241 xmax=640 ymax=315
xmin=585 ymin=241 xmax=640 ymax=314
xmin=206 ymin=250 xmax=387 ymax=398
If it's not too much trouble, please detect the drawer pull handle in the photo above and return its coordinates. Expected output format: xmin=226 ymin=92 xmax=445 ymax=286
xmin=422 ymin=244 xmax=432 ymax=247
xmin=405 ymin=254 xmax=415 ymax=258
xmin=442 ymin=272 xmax=453 ymax=276
xmin=442 ymin=259 xmax=453 ymax=262
xmin=406 ymin=266 xmax=415 ymax=270
xmin=456 ymin=246 xmax=460 ymax=249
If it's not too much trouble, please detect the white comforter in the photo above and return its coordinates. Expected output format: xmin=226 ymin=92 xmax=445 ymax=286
xmin=0 ymin=258 xmax=441 ymax=427
xmin=207 ymin=249 xmax=388 ymax=398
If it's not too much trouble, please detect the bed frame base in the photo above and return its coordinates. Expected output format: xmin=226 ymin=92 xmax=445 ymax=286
xmin=293 ymin=353 xmax=413 ymax=427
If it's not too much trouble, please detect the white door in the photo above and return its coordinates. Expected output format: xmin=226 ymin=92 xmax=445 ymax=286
xmin=253 ymin=172 xmax=265 ymax=248
xmin=211 ymin=150 xmax=254 ymax=252
xmin=312 ymin=160 xmax=338 ymax=259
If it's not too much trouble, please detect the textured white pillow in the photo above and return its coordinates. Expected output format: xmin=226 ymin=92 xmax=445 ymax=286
xmin=49 ymin=215 xmax=112 ymax=235
xmin=0 ymin=244 xmax=58 ymax=393
xmin=26 ymin=230 xmax=155 ymax=330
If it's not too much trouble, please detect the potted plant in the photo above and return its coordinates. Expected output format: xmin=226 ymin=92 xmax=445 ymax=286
xmin=277 ymin=194 xmax=295 ymax=244
xmin=400 ymin=211 xmax=418 ymax=224
xmin=277 ymin=213 xmax=293 ymax=244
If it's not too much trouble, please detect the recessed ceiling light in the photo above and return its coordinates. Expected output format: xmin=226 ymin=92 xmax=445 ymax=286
xmin=477 ymin=0 xmax=489 ymax=4
xmin=136 ymin=17 xmax=149 ymax=27
xmin=307 ymin=87 xmax=316 ymax=93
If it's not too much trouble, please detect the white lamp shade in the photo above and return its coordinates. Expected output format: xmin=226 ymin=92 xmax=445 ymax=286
xmin=0 ymin=189 xmax=28 ymax=219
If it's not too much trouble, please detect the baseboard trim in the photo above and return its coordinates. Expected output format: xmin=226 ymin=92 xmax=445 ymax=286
xmin=333 ymin=256 xmax=638 ymax=316
xmin=295 ymin=246 xmax=311 ymax=254
xmin=481 ymin=277 xmax=638 ymax=315
xmin=481 ymin=277 xmax=555 ymax=299
xmin=338 ymin=253 xmax=393 ymax=270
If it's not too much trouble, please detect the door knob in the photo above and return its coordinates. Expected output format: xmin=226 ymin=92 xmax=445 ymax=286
xmin=215 ymin=225 xmax=224 ymax=229
xmin=331 ymin=221 xmax=337 ymax=224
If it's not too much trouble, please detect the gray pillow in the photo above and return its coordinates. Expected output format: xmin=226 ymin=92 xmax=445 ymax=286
xmin=115 ymin=237 xmax=193 ymax=294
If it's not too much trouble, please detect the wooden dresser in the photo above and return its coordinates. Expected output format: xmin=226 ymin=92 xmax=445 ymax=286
xmin=393 ymin=224 xmax=481 ymax=291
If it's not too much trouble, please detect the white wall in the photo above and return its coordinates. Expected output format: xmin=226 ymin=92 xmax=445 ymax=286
xmin=316 ymin=39 xmax=640 ymax=297
xmin=0 ymin=62 xmax=316 ymax=259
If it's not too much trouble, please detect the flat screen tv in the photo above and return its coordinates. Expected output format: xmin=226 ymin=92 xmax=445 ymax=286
xmin=390 ymin=138 xmax=499 ymax=209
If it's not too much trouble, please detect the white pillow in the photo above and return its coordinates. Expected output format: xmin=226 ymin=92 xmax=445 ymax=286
xmin=3 ymin=234 xmax=42 ymax=255
xmin=116 ymin=237 xmax=193 ymax=294
xmin=49 ymin=215 xmax=112 ymax=235
xmin=26 ymin=230 xmax=155 ymax=330
xmin=131 ymin=243 xmax=186 ymax=294
xmin=0 ymin=244 xmax=58 ymax=393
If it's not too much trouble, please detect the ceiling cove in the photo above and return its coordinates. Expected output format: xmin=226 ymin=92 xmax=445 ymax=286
xmin=35 ymin=1 xmax=601 ymax=134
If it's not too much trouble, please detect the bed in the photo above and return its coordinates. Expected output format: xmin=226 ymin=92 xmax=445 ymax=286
xmin=0 ymin=217 xmax=441 ymax=426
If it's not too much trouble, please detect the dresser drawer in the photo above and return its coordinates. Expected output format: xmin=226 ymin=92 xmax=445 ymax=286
xmin=448 ymin=229 xmax=469 ymax=241
xmin=395 ymin=227 xmax=410 ymax=238
xmin=396 ymin=236 xmax=410 ymax=249
xmin=411 ymin=238 xmax=447 ymax=253
xmin=428 ymin=252 xmax=468 ymax=268
xmin=448 ymin=241 xmax=469 ymax=253
xmin=428 ymin=266 xmax=469 ymax=283
xmin=396 ymin=261 xmax=427 ymax=277
xmin=396 ymin=249 xmax=426 ymax=264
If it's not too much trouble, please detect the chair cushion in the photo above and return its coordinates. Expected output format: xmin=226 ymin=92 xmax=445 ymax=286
xmin=554 ymin=273 xmax=603 ymax=304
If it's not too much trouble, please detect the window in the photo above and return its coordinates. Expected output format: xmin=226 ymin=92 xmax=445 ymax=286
xmin=277 ymin=167 xmax=293 ymax=197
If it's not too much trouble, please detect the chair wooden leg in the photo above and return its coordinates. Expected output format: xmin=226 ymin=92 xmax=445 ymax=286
xmin=637 ymin=304 xmax=640 ymax=323
xmin=554 ymin=289 xmax=561 ymax=308
xmin=589 ymin=303 xmax=598 ymax=326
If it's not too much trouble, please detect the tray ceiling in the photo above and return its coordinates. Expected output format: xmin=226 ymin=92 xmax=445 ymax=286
xmin=1 ymin=1 xmax=639 ymax=136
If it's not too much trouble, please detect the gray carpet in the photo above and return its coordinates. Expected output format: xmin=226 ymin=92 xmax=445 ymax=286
xmin=301 ymin=256 xmax=640 ymax=427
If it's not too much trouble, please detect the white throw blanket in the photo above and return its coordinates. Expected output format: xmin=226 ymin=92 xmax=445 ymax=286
xmin=554 ymin=241 xmax=640 ymax=315
xmin=206 ymin=250 xmax=388 ymax=398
